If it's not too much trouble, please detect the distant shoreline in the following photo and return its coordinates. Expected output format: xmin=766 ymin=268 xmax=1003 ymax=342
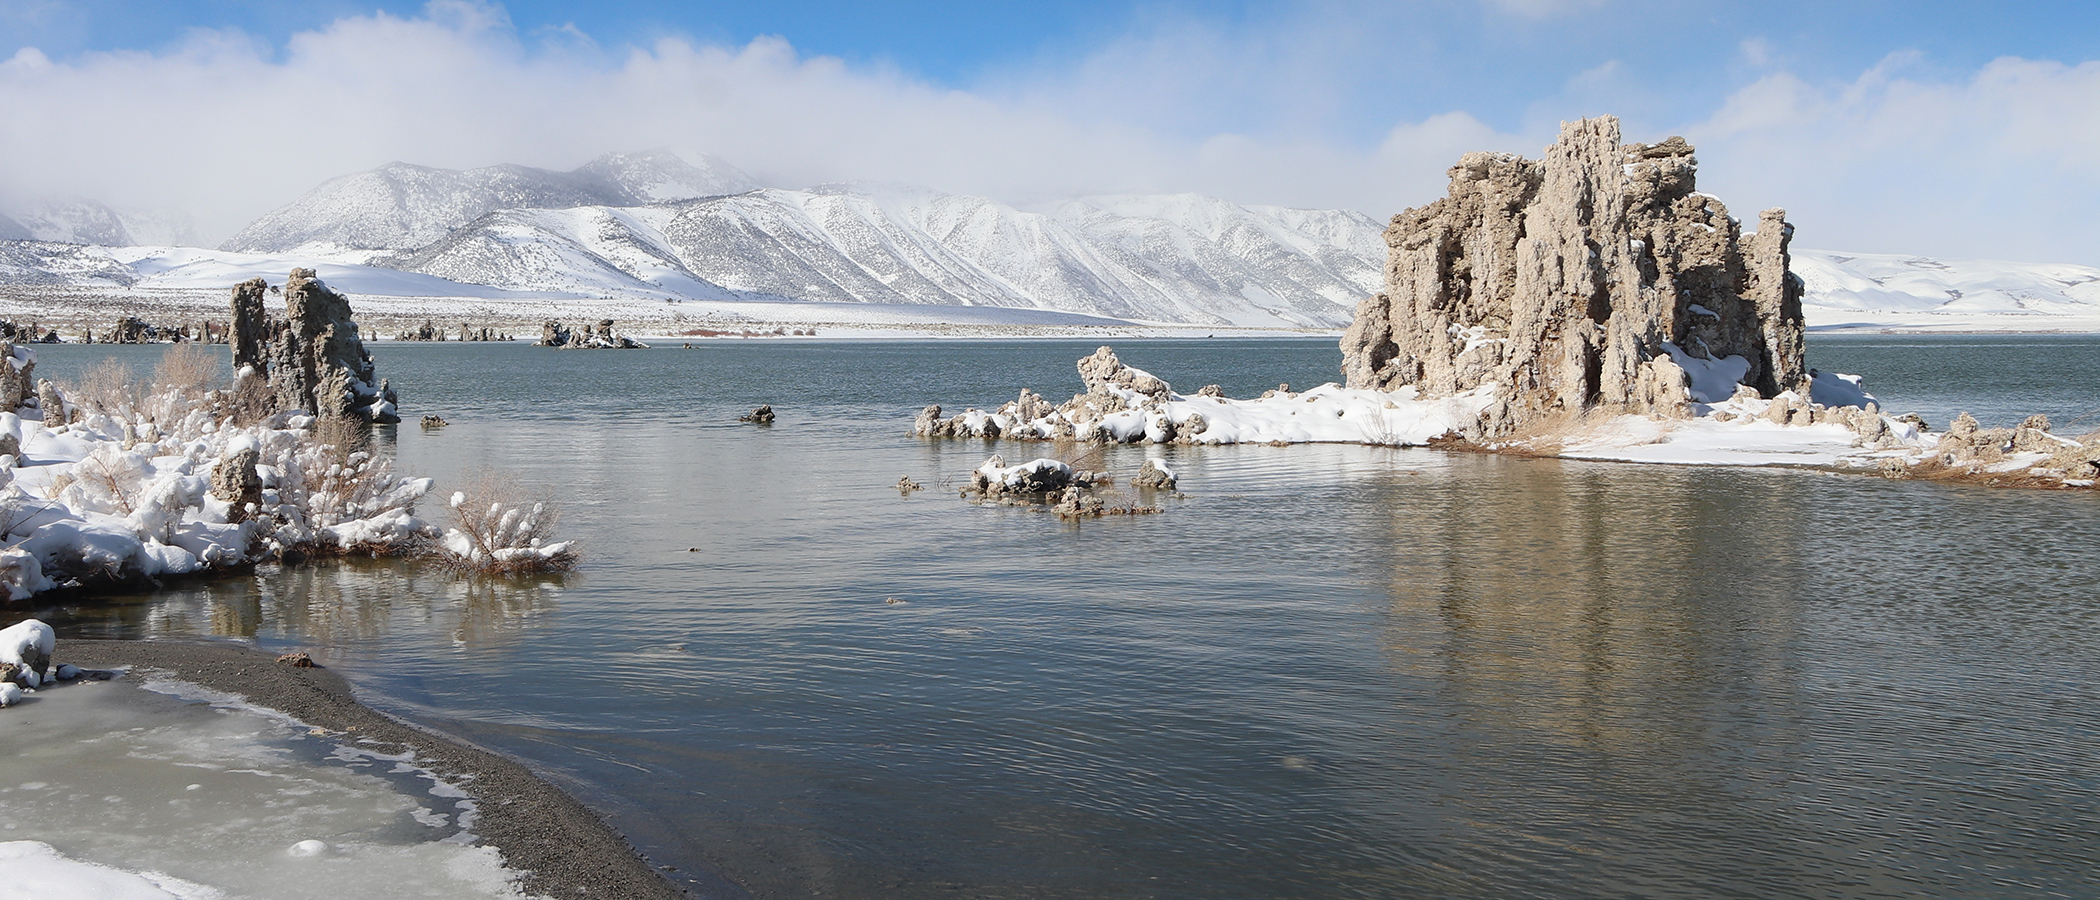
xmin=10 ymin=284 xmax=2100 ymax=342
xmin=57 ymin=639 xmax=698 ymax=900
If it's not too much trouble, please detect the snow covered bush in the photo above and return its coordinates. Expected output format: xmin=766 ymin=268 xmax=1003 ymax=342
xmin=0 ymin=344 xmax=439 ymax=599
xmin=435 ymin=474 xmax=577 ymax=575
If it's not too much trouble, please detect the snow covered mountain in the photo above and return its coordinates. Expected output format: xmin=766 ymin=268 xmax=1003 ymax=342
xmin=374 ymin=184 xmax=1380 ymax=326
xmin=10 ymin=146 xmax=2100 ymax=331
xmin=220 ymin=150 xmax=759 ymax=255
xmin=1794 ymin=250 xmax=2100 ymax=329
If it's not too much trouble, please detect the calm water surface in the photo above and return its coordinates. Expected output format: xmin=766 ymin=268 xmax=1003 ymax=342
xmin=25 ymin=335 xmax=2100 ymax=899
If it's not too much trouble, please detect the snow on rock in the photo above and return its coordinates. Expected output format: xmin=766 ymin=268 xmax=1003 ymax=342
xmin=1808 ymin=369 xmax=1878 ymax=409
xmin=0 ymin=346 xmax=435 ymax=600
xmin=969 ymin=456 xmax=1074 ymax=495
xmin=911 ymin=346 xmax=2100 ymax=490
xmin=916 ymin=346 xmax=1495 ymax=448
xmin=1 ymin=618 xmax=54 ymax=686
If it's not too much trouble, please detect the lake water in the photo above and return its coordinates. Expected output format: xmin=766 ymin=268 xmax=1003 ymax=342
xmin=22 ymin=334 xmax=2100 ymax=899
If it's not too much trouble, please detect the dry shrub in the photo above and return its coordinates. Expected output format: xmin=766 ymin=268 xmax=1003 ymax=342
xmin=71 ymin=358 xmax=140 ymax=417
xmin=223 ymin=371 xmax=277 ymax=426
xmin=435 ymin=471 xmax=578 ymax=575
xmin=152 ymin=343 xmax=222 ymax=396
xmin=313 ymin=414 xmax=371 ymax=463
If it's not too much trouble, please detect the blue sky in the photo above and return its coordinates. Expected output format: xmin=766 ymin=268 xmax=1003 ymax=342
xmin=3 ymin=1 xmax=2099 ymax=262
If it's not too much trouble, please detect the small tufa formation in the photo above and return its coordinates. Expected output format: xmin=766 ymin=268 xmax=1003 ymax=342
xmin=1132 ymin=459 xmax=1177 ymax=491
xmin=1928 ymin=413 xmax=2096 ymax=476
xmin=393 ymin=320 xmax=513 ymax=342
xmin=210 ymin=446 xmax=264 ymax=523
xmin=739 ymin=405 xmax=777 ymax=424
xmin=230 ymin=270 xmax=400 ymax=423
xmin=0 ymin=343 xmax=35 ymax=413
xmin=539 ymin=320 xmax=645 ymax=349
xmin=967 ymin=455 xmax=1075 ymax=498
xmin=1339 ymin=116 xmax=1805 ymax=439
xmin=915 ymin=348 xmax=1202 ymax=445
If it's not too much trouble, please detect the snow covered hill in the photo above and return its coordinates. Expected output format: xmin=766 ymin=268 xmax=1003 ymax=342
xmin=219 ymin=150 xmax=759 ymax=255
xmin=1794 ymin=250 xmax=2100 ymax=330
xmin=8 ymin=146 xmax=2100 ymax=333
xmin=375 ymin=184 xmax=1379 ymax=327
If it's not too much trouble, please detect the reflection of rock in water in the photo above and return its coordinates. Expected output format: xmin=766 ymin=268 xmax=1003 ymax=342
xmin=258 ymin=560 xmax=563 ymax=649
xmin=41 ymin=561 xmax=562 ymax=650
xmin=1372 ymin=455 xmax=1809 ymax=759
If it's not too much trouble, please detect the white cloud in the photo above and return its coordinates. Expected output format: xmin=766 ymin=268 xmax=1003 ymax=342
xmin=0 ymin=2 xmax=1522 ymax=243
xmin=0 ymin=1 xmax=2095 ymax=267
xmin=1689 ymin=54 xmax=2100 ymax=263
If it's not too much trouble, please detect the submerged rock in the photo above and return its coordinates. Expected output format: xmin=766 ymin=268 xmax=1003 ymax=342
xmin=1339 ymin=116 xmax=1805 ymax=439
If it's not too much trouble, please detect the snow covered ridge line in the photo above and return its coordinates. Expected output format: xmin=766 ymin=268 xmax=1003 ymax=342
xmin=911 ymin=346 xmax=2100 ymax=490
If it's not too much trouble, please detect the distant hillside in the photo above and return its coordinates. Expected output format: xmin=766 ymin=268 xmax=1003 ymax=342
xmin=5 ymin=149 xmax=2100 ymax=332
xmin=219 ymin=150 xmax=759 ymax=254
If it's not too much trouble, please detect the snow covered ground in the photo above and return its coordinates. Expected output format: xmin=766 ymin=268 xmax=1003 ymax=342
xmin=1796 ymin=249 xmax=2100 ymax=332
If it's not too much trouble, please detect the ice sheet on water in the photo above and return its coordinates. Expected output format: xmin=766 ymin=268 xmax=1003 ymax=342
xmin=0 ymin=675 xmax=539 ymax=899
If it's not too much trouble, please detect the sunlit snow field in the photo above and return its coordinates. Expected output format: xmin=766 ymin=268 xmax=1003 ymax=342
xmin=15 ymin=334 xmax=2100 ymax=900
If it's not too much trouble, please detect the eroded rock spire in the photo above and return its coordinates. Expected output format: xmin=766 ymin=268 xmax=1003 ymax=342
xmin=1340 ymin=115 xmax=1804 ymax=438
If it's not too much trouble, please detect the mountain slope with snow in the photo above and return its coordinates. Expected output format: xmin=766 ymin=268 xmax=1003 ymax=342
xmin=220 ymin=150 xmax=759 ymax=255
xmin=1795 ymin=249 xmax=2100 ymax=330
xmin=381 ymin=184 xmax=1379 ymax=327
xmin=10 ymin=145 xmax=2100 ymax=333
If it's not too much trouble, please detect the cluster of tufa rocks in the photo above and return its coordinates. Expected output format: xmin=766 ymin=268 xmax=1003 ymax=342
xmin=538 ymin=320 xmax=646 ymax=349
xmin=79 ymin=317 xmax=228 ymax=345
xmin=0 ymin=321 xmax=61 ymax=344
xmin=231 ymin=269 xmax=400 ymax=423
xmin=394 ymin=320 xmax=514 ymax=342
xmin=954 ymin=452 xmax=1171 ymax=519
xmin=1923 ymin=413 xmax=2100 ymax=482
xmin=1339 ymin=116 xmax=1803 ymax=439
xmin=915 ymin=347 xmax=1208 ymax=445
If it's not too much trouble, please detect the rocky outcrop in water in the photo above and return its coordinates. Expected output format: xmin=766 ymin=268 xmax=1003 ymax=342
xmin=393 ymin=320 xmax=513 ymax=342
xmin=1339 ymin=116 xmax=1805 ymax=438
xmin=915 ymin=347 xmax=1197 ymax=444
xmin=538 ymin=320 xmax=645 ymax=349
xmin=230 ymin=270 xmax=400 ymax=423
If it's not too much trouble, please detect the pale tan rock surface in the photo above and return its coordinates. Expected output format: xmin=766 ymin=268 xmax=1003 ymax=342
xmin=1340 ymin=116 xmax=1805 ymax=438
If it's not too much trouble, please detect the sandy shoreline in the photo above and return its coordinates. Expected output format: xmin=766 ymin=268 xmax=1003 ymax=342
xmin=55 ymin=638 xmax=693 ymax=900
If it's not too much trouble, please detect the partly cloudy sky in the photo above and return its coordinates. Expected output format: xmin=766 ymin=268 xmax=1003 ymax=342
xmin=2 ymin=0 xmax=2097 ymax=263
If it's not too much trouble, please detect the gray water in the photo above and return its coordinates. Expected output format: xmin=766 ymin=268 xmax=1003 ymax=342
xmin=23 ymin=335 xmax=2100 ymax=899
